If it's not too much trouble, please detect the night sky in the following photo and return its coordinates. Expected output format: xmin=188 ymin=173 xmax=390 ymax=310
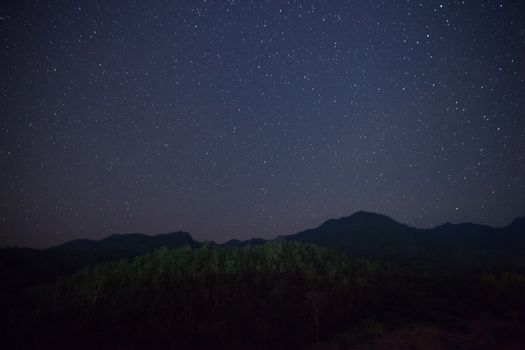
xmin=1 ymin=1 xmax=524 ymax=248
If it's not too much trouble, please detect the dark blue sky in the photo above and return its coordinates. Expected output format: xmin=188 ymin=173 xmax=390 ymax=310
xmin=1 ymin=0 xmax=524 ymax=248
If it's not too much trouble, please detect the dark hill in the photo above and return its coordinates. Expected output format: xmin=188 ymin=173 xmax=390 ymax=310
xmin=2 ymin=212 xmax=524 ymax=293
xmin=0 ymin=247 xmax=67 ymax=293
xmin=284 ymin=211 xmax=525 ymax=265
xmin=284 ymin=211 xmax=421 ymax=259
xmin=51 ymin=232 xmax=197 ymax=256
xmin=222 ymin=237 xmax=267 ymax=248
xmin=47 ymin=231 xmax=199 ymax=270
xmin=0 ymin=231 xmax=198 ymax=293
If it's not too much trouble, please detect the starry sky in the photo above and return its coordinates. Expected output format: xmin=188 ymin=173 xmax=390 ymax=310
xmin=1 ymin=0 xmax=524 ymax=248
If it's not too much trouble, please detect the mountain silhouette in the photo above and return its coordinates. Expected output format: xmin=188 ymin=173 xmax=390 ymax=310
xmin=283 ymin=211 xmax=420 ymax=259
xmin=1 ymin=211 xmax=524 ymax=293
xmin=51 ymin=231 xmax=197 ymax=256
xmin=0 ymin=231 xmax=197 ymax=293
xmin=222 ymin=237 xmax=267 ymax=248
xmin=283 ymin=211 xmax=525 ymax=263
xmin=47 ymin=231 xmax=199 ymax=270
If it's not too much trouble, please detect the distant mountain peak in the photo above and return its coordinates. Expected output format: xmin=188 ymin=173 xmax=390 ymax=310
xmin=319 ymin=211 xmax=404 ymax=229
xmin=352 ymin=210 xmax=383 ymax=216
xmin=349 ymin=211 xmax=395 ymax=220
xmin=223 ymin=237 xmax=267 ymax=248
xmin=158 ymin=231 xmax=194 ymax=239
xmin=51 ymin=231 xmax=196 ymax=252
xmin=103 ymin=233 xmax=147 ymax=241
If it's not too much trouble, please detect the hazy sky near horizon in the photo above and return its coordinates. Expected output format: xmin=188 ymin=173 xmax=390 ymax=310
xmin=1 ymin=0 xmax=524 ymax=248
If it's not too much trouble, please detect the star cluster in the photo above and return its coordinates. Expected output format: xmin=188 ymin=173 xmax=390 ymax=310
xmin=1 ymin=0 xmax=524 ymax=247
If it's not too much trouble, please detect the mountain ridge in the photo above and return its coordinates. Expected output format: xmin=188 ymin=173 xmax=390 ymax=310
xmin=1 ymin=211 xmax=523 ymax=293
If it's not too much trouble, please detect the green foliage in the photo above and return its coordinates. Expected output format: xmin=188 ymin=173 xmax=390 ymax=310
xmin=2 ymin=242 xmax=398 ymax=349
xmin=2 ymin=241 xmax=524 ymax=350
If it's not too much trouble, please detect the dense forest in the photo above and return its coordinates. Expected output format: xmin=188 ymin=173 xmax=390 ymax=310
xmin=2 ymin=239 xmax=525 ymax=349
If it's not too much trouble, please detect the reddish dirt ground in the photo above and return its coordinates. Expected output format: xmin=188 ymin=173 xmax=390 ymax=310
xmin=354 ymin=319 xmax=525 ymax=350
